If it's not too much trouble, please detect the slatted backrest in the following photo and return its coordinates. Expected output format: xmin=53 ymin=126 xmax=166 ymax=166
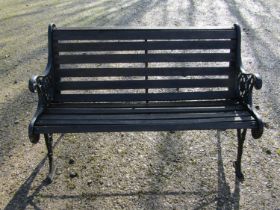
xmin=51 ymin=27 xmax=238 ymax=102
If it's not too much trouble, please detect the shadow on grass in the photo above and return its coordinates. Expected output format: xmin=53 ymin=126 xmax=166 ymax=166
xmin=4 ymin=135 xmax=64 ymax=210
xmin=4 ymin=131 xmax=243 ymax=209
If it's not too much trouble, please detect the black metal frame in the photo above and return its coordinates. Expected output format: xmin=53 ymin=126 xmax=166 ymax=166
xmin=28 ymin=24 xmax=56 ymax=182
xmin=28 ymin=24 xmax=56 ymax=143
xmin=234 ymin=24 xmax=263 ymax=139
xmin=235 ymin=129 xmax=247 ymax=181
xmin=28 ymin=24 xmax=264 ymax=183
xmin=44 ymin=134 xmax=55 ymax=183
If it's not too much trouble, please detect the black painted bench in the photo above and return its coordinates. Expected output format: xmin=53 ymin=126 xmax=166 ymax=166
xmin=28 ymin=24 xmax=263 ymax=183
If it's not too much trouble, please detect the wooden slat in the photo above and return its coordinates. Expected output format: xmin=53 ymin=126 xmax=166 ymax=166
xmin=40 ymin=111 xmax=250 ymax=120
xmin=46 ymin=106 xmax=244 ymax=114
xmin=46 ymin=102 xmax=245 ymax=114
xmin=58 ymin=79 xmax=229 ymax=90
xmin=53 ymin=29 xmax=236 ymax=40
xmin=36 ymin=116 xmax=254 ymax=125
xmin=57 ymin=40 xmax=236 ymax=52
xmin=48 ymin=100 xmax=240 ymax=108
xmin=56 ymin=91 xmax=231 ymax=102
xmin=57 ymin=53 xmax=234 ymax=64
xmin=34 ymin=121 xmax=256 ymax=133
xmin=58 ymin=67 xmax=231 ymax=77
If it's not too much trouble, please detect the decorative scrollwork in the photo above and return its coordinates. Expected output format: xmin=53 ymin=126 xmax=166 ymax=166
xmin=238 ymin=73 xmax=254 ymax=103
xmin=29 ymin=75 xmax=53 ymax=106
xmin=28 ymin=74 xmax=53 ymax=143
xmin=37 ymin=76 xmax=53 ymax=104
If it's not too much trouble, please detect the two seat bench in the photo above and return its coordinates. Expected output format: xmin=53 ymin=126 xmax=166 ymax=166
xmin=28 ymin=24 xmax=263 ymax=183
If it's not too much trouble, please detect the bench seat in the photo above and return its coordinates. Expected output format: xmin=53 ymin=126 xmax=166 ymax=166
xmin=33 ymin=101 xmax=258 ymax=134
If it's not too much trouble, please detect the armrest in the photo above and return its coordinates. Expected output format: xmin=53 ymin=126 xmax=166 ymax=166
xmin=29 ymin=60 xmax=54 ymax=91
xmin=237 ymin=67 xmax=264 ymax=138
xmin=28 ymin=60 xmax=55 ymax=98
xmin=28 ymin=74 xmax=53 ymax=104
xmin=237 ymin=67 xmax=263 ymax=105
xmin=252 ymin=73 xmax=262 ymax=90
xmin=239 ymin=67 xmax=262 ymax=90
xmin=29 ymin=75 xmax=42 ymax=93
xmin=28 ymin=73 xmax=53 ymax=144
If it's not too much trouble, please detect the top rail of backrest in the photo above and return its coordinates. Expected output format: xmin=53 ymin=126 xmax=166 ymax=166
xmin=52 ymin=26 xmax=237 ymax=40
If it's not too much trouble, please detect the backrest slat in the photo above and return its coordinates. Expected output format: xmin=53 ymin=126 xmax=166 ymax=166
xmin=53 ymin=28 xmax=236 ymax=40
xmin=57 ymin=53 xmax=234 ymax=64
xmin=58 ymin=91 xmax=231 ymax=102
xmin=58 ymin=67 xmax=230 ymax=77
xmin=58 ymin=79 xmax=229 ymax=90
xmin=57 ymin=40 xmax=236 ymax=52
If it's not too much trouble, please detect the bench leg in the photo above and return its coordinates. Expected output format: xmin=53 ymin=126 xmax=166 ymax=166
xmin=235 ymin=129 xmax=247 ymax=181
xmin=44 ymin=133 xmax=56 ymax=184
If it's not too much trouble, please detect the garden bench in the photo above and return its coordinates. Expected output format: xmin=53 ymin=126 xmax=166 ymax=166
xmin=28 ymin=24 xmax=263 ymax=183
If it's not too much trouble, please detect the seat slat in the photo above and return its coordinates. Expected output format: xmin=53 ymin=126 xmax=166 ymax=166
xmin=53 ymin=28 xmax=236 ymax=40
xmin=56 ymin=91 xmax=231 ymax=102
xmin=36 ymin=116 xmax=254 ymax=125
xmin=34 ymin=121 xmax=256 ymax=133
xmin=46 ymin=107 xmax=244 ymax=115
xmin=48 ymin=100 xmax=240 ymax=108
xmin=58 ymin=79 xmax=229 ymax=90
xmin=57 ymin=40 xmax=236 ymax=52
xmin=40 ymin=111 xmax=251 ymax=120
xmin=58 ymin=67 xmax=231 ymax=77
xmin=57 ymin=53 xmax=234 ymax=64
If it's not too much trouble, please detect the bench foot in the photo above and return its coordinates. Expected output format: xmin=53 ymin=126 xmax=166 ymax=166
xmin=235 ymin=129 xmax=247 ymax=181
xmin=234 ymin=161 xmax=244 ymax=181
xmin=44 ymin=134 xmax=56 ymax=184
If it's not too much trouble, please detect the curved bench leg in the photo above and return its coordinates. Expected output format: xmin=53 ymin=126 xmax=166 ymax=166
xmin=234 ymin=129 xmax=247 ymax=181
xmin=44 ymin=133 xmax=56 ymax=184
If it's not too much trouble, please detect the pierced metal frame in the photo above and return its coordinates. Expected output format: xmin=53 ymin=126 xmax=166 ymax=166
xmin=234 ymin=129 xmax=247 ymax=181
xmin=238 ymin=72 xmax=255 ymax=104
xmin=28 ymin=24 xmax=56 ymax=143
xmin=231 ymin=24 xmax=264 ymax=180
xmin=44 ymin=134 xmax=56 ymax=183
xmin=234 ymin=24 xmax=263 ymax=139
xmin=29 ymin=75 xmax=53 ymax=105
